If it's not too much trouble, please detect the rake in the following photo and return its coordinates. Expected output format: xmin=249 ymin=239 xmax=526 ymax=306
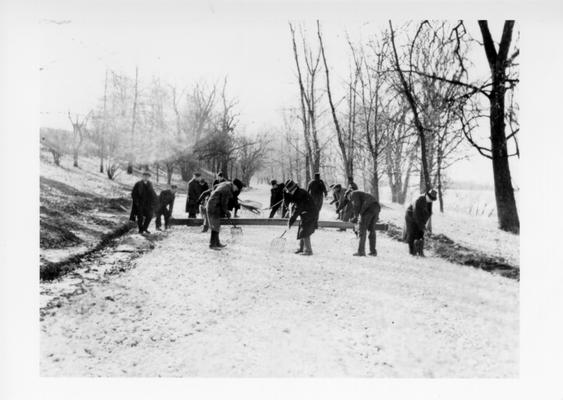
xmin=270 ymin=229 xmax=288 ymax=253
xmin=227 ymin=216 xmax=243 ymax=240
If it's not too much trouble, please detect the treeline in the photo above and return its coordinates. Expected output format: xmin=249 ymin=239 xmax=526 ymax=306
xmin=262 ymin=20 xmax=519 ymax=233
xmin=41 ymin=72 xmax=270 ymax=185
xmin=40 ymin=20 xmax=519 ymax=233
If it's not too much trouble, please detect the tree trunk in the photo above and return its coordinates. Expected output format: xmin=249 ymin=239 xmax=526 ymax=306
xmin=490 ymin=81 xmax=519 ymax=233
xmin=437 ymin=167 xmax=444 ymax=213
xmin=305 ymin=155 xmax=310 ymax=185
xmin=51 ymin=151 xmax=61 ymax=166
xmin=371 ymin=157 xmax=379 ymax=201
xmin=100 ymin=69 xmax=107 ymax=174
xmin=128 ymin=66 xmax=139 ymax=175
xmin=73 ymin=150 xmax=79 ymax=167
xmin=180 ymin=160 xmax=191 ymax=182
xmin=399 ymin=156 xmax=414 ymax=205
xmin=389 ymin=21 xmax=432 ymax=191
xmin=166 ymin=163 xmax=174 ymax=185
xmin=479 ymin=20 xmax=520 ymax=233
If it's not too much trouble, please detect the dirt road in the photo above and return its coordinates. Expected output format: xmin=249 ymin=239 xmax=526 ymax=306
xmin=40 ymin=224 xmax=518 ymax=377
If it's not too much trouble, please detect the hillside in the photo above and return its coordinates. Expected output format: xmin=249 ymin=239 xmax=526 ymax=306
xmin=40 ymin=149 xmax=186 ymax=267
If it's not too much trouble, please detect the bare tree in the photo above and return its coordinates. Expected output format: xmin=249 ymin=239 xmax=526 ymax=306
xmin=476 ymin=20 xmax=519 ymax=233
xmin=388 ymin=21 xmax=432 ymax=192
xmin=40 ymin=128 xmax=70 ymax=166
xmin=384 ymin=104 xmax=418 ymax=204
xmin=317 ymin=21 xmax=357 ymax=183
xmin=289 ymin=22 xmax=323 ymax=182
xmin=405 ymin=20 xmax=520 ymax=232
xmin=236 ymin=134 xmax=270 ymax=185
xmin=67 ymin=111 xmax=91 ymax=168
xmin=349 ymin=32 xmax=393 ymax=200
xmin=127 ymin=66 xmax=139 ymax=174
xmin=176 ymin=81 xmax=218 ymax=180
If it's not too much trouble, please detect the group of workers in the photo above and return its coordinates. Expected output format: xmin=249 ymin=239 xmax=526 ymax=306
xmin=130 ymin=169 xmax=438 ymax=256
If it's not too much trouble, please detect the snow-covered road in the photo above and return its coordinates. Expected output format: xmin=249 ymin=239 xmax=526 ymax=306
xmin=40 ymin=223 xmax=518 ymax=377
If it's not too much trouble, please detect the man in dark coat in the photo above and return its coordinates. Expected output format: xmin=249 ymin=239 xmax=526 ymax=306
xmin=350 ymin=190 xmax=381 ymax=256
xmin=155 ymin=184 xmax=177 ymax=231
xmin=404 ymin=188 xmax=437 ymax=256
xmin=206 ymin=179 xmax=245 ymax=249
xmin=285 ymin=179 xmax=318 ymax=256
xmin=185 ymin=172 xmax=204 ymax=218
xmin=336 ymin=189 xmax=355 ymax=223
xmin=269 ymin=180 xmax=288 ymax=219
xmin=130 ymin=171 xmax=158 ymax=234
xmin=307 ymin=172 xmax=328 ymax=215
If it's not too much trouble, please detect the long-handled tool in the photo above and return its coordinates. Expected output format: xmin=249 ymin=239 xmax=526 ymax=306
xmin=227 ymin=216 xmax=243 ymax=240
xmin=270 ymin=229 xmax=288 ymax=253
xmin=262 ymin=199 xmax=283 ymax=211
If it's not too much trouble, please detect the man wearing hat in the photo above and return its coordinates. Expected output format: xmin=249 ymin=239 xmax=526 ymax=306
xmin=206 ymin=178 xmax=245 ymax=249
xmin=349 ymin=190 xmax=381 ymax=256
xmin=130 ymin=171 xmax=158 ymax=234
xmin=307 ymin=172 xmax=328 ymax=216
xmin=186 ymin=172 xmax=204 ymax=218
xmin=404 ymin=188 xmax=438 ymax=256
xmin=155 ymin=184 xmax=177 ymax=231
xmin=269 ymin=179 xmax=288 ymax=219
xmin=284 ymin=179 xmax=318 ymax=256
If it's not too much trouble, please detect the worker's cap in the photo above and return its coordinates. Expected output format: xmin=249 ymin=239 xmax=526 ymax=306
xmin=426 ymin=188 xmax=438 ymax=201
xmin=271 ymin=179 xmax=278 ymax=186
xmin=284 ymin=179 xmax=298 ymax=192
xmin=142 ymin=171 xmax=151 ymax=177
xmin=232 ymin=178 xmax=245 ymax=190
xmin=194 ymin=172 xmax=201 ymax=177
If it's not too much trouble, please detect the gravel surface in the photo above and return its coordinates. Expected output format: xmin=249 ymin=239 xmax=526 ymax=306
xmin=40 ymin=224 xmax=518 ymax=377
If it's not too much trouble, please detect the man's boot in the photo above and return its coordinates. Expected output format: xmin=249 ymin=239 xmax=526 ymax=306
xmin=215 ymin=231 xmax=226 ymax=248
xmin=209 ymin=231 xmax=217 ymax=249
xmin=210 ymin=231 xmax=224 ymax=249
xmin=355 ymin=230 xmax=366 ymax=256
xmin=301 ymin=237 xmax=313 ymax=256
xmin=368 ymin=232 xmax=377 ymax=256
xmin=408 ymin=239 xmax=416 ymax=255
xmin=295 ymin=239 xmax=304 ymax=254
xmin=353 ymin=240 xmax=366 ymax=256
xmin=418 ymin=238 xmax=425 ymax=257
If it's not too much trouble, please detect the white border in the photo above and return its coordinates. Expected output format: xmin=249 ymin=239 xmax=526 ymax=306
xmin=1 ymin=0 xmax=562 ymax=399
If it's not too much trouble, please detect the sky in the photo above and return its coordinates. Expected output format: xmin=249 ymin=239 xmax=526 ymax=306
xmin=39 ymin=1 xmax=519 ymax=186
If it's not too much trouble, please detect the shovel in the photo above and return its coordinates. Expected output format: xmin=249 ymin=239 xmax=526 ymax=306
xmin=270 ymin=229 xmax=288 ymax=253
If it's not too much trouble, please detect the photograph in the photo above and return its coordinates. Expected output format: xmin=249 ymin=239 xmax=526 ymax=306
xmin=36 ymin=5 xmax=522 ymax=379
xmin=4 ymin=1 xmax=563 ymax=398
